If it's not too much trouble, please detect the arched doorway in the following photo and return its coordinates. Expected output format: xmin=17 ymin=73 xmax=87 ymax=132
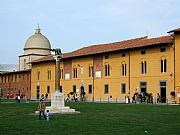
xmin=80 ymin=86 xmax=85 ymax=101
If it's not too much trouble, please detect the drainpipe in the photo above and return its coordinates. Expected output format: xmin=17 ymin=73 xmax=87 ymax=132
xmin=92 ymin=56 xmax=95 ymax=102
xmin=128 ymin=52 xmax=131 ymax=96
xmin=173 ymin=42 xmax=176 ymax=101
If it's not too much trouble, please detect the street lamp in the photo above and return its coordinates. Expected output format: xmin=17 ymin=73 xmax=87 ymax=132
xmin=51 ymin=48 xmax=62 ymax=92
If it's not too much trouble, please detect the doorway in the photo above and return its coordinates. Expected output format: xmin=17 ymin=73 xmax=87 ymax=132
xmin=80 ymin=86 xmax=85 ymax=101
xmin=140 ymin=82 xmax=147 ymax=93
xmin=160 ymin=81 xmax=166 ymax=103
xmin=36 ymin=85 xmax=40 ymax=99
xmin=18 ymin=90 xmax=20 ymax=96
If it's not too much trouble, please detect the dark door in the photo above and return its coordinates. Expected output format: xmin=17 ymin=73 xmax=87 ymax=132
xmin=160 ymin=81 xmax=166 ymax=103
xmin=18 ymin=90 xmax=20 ymax=96
xmin=140 ymin=82 xmax=147 ymax=93
xmin=80 ymin=86 xmax=85 ymax=101
xmin=80 ymin=86 xmax=84 ymax=93
xmin=36 ymin=85 xmax=40 ymax=99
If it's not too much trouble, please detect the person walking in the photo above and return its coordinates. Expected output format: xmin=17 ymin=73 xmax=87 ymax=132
xmin=38 ymin=99 xmax=46 ymax=120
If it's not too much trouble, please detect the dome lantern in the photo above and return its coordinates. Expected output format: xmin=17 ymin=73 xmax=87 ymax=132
xmin=35 ymin=24 xmax=41 ymax=34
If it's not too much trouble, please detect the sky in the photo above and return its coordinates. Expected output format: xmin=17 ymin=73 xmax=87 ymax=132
xmin=0 ymin=0 xmax=180 ymax=64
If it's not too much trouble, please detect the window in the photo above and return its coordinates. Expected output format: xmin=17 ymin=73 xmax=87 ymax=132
xmin=121 ymin=83 xmax=126 ymax=94
xmin=141 ymin=50 xmax=146 ymax=55
xmin=7 ymin=76 xmax=9 ymax=82
xmin=27 ymin=87 xmax=28 ymax=92
xmin=27 ymin=74 xmax=29 ymax=81
xmin=88 ymin=84 xmax=92 ymax=94
xmin=122 ymin=63 xmax=126 ymax=76
xmin=89 ymin=66 xmax=93 ymax=77
xmin=141 ymin=61 xmax=147 ymax=74
xmin=161 ymin=59 xmax=167 ymax=73
xmin=73 ymin=85 xmax=76 ymax=93
xmin=15 ymin=76 xmax=17 ymax=82
xmin=47 ymin=86 xmax=50 ymax=93
xmin=122 ymin=52 xmax=126 ymax=57
xmin=160 ymin=47 xmax=166 ymax=52
xmin=60 ymin=69 xmax=63 ymax=79
xmin=104 ymin=55 xmax=109 ymax=59
xmin=73 ymin=67 xmax=78 ymax=78
xmin=37 ymin=71 xmax=40 ymax=80
xmin=24 ymin=59 xmax=26 ymax=69
xmin=104 ymin=84 xmax=109 ymax=94
xmin=48 ymin=70 xmax=51 ymax=80
xmin=59 ymin=86 xmax=62 ymax=92
xmin=22 ymin=88 xmax=24 ymax=93
xmin=105 ymin=64 xmax=110 ymax=76
xmin=140 ymin=82 xmax=147 ymax=93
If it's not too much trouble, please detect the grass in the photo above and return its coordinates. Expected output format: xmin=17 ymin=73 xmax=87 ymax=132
xmin=0 ymin=101 xmax=180 ymax=135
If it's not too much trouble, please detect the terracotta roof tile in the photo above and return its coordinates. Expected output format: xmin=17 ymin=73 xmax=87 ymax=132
xmin=31 ymin=54 xmax=54 ymax=63
xmin=31 ymin=35 xmax=173 ymax=64
xmin=168 ymin=28 xmax=180 ymax=33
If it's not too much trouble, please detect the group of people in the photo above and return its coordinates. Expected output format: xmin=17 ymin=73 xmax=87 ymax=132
xmin=65 ymin=93 xmax=78 ymax=102
xmin=131 ymin=92 xmax=153 ymax=104
xmin=40 ymin=93 xmax=49 ymax=101
xmin=65 ymin=92 xmax=86 ymax=102
xmin=38 ymin=99 xmax=50 ymax=121
xmin=15 ymin=95 xmax=21 ymax=103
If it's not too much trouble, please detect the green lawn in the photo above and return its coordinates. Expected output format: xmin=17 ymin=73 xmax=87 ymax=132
xmin=0 ymin=101 xmax=180 ymax=135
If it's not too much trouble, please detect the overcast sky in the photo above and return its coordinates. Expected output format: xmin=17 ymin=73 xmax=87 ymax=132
xmin=0 ymin=0 xmax=180 ymax=64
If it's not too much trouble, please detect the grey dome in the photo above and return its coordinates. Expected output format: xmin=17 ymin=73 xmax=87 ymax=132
xmin=24 ymin=26 xmax=51 ymax=55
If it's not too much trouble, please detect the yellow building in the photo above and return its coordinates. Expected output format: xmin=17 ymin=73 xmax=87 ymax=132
xmin=30 ymin=28 xmax=180 ymax=104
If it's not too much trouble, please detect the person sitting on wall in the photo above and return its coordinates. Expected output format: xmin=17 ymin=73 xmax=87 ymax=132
xmin=74 ymin=94 xmax=78 ymax=102
xmin=41 ymin=94 xmax=45 ymax=100
xmin=65 ymin=94 xmax=70 ymax=102
xmin=17 ymin=95 xmax=20 ymax=103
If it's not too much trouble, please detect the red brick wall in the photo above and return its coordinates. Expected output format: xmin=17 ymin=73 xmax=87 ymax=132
xmin=0 ymin=70 xmax=31 ymax=99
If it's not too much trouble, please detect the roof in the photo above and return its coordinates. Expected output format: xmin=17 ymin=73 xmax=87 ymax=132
xmin=168 ymin=28 xmax=180 ymax=33
xmin=0 ymin=64 xmax=18 ymax=73
xmin=0 ymin=69 xmax=31 ymax=75
xmin=31 ymin=35 xmax=174 ymax=64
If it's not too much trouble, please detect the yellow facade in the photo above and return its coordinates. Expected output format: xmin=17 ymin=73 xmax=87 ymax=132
xmin=31 ymin=61 xmax=55 ymax=100
xmin=30 ymin=31 xmax=180 ymax=103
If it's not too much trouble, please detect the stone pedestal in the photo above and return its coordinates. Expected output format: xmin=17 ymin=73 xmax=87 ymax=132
xmin=45 ymin=91 xmax=79 ymax=114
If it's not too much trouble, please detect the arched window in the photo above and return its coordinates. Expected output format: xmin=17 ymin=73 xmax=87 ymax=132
xmin=47 ymin=70 xmax=51 ymax=80
xmin=161 ymin=59 xmax=167 ymax=73
xmin=105 ymin=63 xmax=110 ymax=76
xmin=89 ymin=64 xmax=93 ymax=77
xmin=24 ymin=59 xmax=26 ymax=69
xmin=37 ymin=71 xmax=40 ymax=80
xmin=141 ymin=61 xmax=147 ymax=74
xmin=122 ymin=63 xmax=126 ymax=76
xmin=73 ymin=66 xmax=78 ymax=78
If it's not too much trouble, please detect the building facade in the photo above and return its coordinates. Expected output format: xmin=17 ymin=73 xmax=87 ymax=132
xmin=30 ymin=28 xmax=180 ymax=103
xmin=0 ymin=26 xmax=52 ymax=99
xmin=1 ymin=26 xmax=180 ymax=103
xmin=19 ymin=25 xmax=51 ymax=70
xmin=0 ymin=70 xmax=31 ymax=99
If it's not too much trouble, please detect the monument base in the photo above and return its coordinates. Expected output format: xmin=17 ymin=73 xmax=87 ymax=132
xmin=45 ymin=106 xmax=79 ymax=114
xmin=35 ymin=91 xmax=80 ymax=114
